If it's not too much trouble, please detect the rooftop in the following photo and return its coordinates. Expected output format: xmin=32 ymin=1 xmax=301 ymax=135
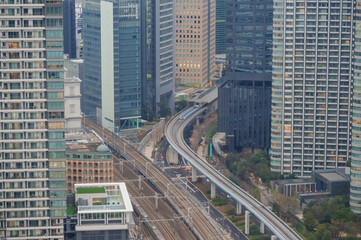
xmin=67 ymin=142 xmax=111 ymax=153
xmin=318 ymin=172 xmax=348 ymax=182
xmin=314 ymin=168 xmax=351 ymax=182
xmin=74 ymin=183 xmax=133 ymax=213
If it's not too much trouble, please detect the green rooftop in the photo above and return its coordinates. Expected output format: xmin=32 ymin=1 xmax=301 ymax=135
xmin=77 ymin=187 xmax=105 ymax=194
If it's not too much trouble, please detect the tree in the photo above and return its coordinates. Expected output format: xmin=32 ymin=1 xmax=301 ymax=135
xmin=272 ymin=191 xmax=299 ymax=219
xmin=175 ymin=99 xmax=188 ymax=112
xmin=272 ymin=202 xmax=280 ymax=216
xmin=158 ymin=101 xmax=171 ymax=118
xmin=303 ymin=211 xmax=319 ymax=231
xmin=316 ymin=224 xmax=331 ymax=240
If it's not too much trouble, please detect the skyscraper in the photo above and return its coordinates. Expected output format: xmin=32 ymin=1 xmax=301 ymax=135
xmin=215 ymin=0 xmax=225 ymax=54
xmin=351 ymin=0 xmax=361 ymax=214
xmin=63 ymin=0 xmax=76 ymax=58
xmin=271 ymin=0 xmax=353 ymax=177
xmin=218 ymin=0 xmax=273 ymax=151
xmin=175 ymin=0 xmax=216 ymax=87
xmin=82 ymin=0 xmax=142 ymax=130
xmin=0 ymin=0 xmax=67 ymax=237
xmin=142 ymin=0 xmax=175 ymax=120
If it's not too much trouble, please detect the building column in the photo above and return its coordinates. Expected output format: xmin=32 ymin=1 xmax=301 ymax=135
xmin=245 ymin=210 xmax=250 ymax=235
xmin=138 ymin=175 xmax=142 ymax=189
xmin=192 ymin=167 xmax=197 ymax=182
xmin=155 ymin=192 xmax=158 ymax=209
xmin=210 ymin=182 xmax=216 ymax=198
xmin=260 ymin=222 xmax=264 ymax=234
xmin=236 ymin=201 xmax=242 ymax=215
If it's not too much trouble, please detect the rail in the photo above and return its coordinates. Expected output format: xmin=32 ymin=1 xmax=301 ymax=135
xmin=165 ymin=106 xmax=303 ymax=240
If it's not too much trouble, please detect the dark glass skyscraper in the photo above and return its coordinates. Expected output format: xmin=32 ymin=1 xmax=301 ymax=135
xmin=63 ymin=0 xmax=77 ymax=58
xmin=216 ymin=0 xmax=226 ymax=54
xmin=218 ymin=0 xmax=273 ymax=151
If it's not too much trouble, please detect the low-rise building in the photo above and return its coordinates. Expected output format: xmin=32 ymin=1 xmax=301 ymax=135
xmin=66 ymin=142 xmax=114 ymax=194
xmin=74 ymin=183 xmax=135 ymax=240
xmin=271 ymin=168 xmax=351 ymax=205
xmin=312 ymin=168 xmax=350 ymax=196
xmin=271 ymin=179 xmax=315 ymax=197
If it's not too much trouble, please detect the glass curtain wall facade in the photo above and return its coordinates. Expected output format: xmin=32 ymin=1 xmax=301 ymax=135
xmin=215 ymin=0 xmax=226 ymax=54
xmin=351 ymin=0 xmax=361 ymax=214
xmin=142 ymin=0 xmax=175 ymax=120
xmin=63 ymin=0 xmax=76 ymax=58
xmin=83 ymin=0 xmax=142 ymax=130
xmin=0 ymin=0 xmax=67 ymax=238
xmin=218 ymin=0 xmax=272 ymax=151
xmin=271 ymin=0 xmax=353 ymax=177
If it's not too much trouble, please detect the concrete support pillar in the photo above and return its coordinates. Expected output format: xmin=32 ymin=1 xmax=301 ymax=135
xmin=155 ymin=192 xmax=158 ymax=209
xmin=236 ymin=202 xmax=242 ymax=215
xmin=138 ymin=175 xmax=142 ymax=189
xmin=245 ymin=210 xmax=250 ymax=235
xmin=260 ymin=222 xmax=264 ymax=234
xmin=210 ymin=182 xmax=216 ymax=198
xmin=192 ymin=167 xmax=197 ymax=182
xmin=196 ymin=117 xmax=200 ymax=126
xmin=271 ymin=235 xmax=277 ymax=240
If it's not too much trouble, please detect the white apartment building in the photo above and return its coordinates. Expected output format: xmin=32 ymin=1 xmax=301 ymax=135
xmin=0 ymin=0 xmax=67 ymax=238
xmin=271 ymin=0 xmax=353 ymax=177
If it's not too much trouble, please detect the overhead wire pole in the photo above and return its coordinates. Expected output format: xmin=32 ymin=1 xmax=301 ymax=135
xmin=84 ymin=117 xmax=225 ymax=240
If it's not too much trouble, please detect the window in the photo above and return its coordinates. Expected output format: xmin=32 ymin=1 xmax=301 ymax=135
xmin=49 ymin=181 xmax=66 ymax=188
xmin=48 ymin=122 xmax=65 ymax=129
xmin=48 ymin=82 xmax=64 ymax=89
xmin=49 ymin=161 xmax=65 ymax=168
xmin=49 ymin=151 xmax=65 ymax=159
xmin=49 ymin=131 xmax=64 ymax=139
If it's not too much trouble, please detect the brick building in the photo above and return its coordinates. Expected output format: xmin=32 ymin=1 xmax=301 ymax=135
xmin=66 ymin=143 xmax=114 ymax=194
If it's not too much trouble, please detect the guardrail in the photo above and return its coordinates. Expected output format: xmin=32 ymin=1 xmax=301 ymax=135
xmin=165 ymin=107 xmax=302 ymax=240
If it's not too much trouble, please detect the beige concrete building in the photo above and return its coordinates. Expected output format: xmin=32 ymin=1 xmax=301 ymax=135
xmin=175 ymin=0 xmax=216 ymax=87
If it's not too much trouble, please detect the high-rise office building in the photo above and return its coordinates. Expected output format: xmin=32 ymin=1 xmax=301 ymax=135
xmin=0 ymin=0 xmax=67 ymax=238
xmin=271 ymin=0 xmax=353 ymax=177
xmin=215 ymin=0 xmax=225 ymax=54
xmin=63 ymin=0 xmax=76 ymax=58
xmin=82 ymin=0 xmax=142 ymax=130
xmin=142 ymin=0 xmax=175 ymax=120
xmin=175 ymin=0 xmax=216 ymax=87
xmin=351 ymin=0 xmax=361 ymax=214
xmin=218 ymin=0 xmax=273 ymax=151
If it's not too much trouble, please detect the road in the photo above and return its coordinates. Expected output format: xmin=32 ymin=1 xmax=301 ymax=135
xmin=156 ymin=140 xmax=170 ymax=167
xmin=165 ymin=106 xmax=303 ymax=240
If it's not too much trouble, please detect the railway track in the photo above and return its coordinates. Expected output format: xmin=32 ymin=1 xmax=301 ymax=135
xmin=113 ymin=156 xmax=196 ymax=240
xmin=84 ymin=118 xmax=224 ymax=240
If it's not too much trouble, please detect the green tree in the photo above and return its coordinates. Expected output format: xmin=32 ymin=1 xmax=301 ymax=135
xmin=272 ymin=202 xmax=280 ymax=216
xmin=158 ymin=101 xmax=171 ymax=118
xmin=175 ymin=99 xmax=188 ymax=112
xmin=316 ymin=224 xmax=331 ymax=240
xmin=304 ymin=211 xmax=319 ymax=231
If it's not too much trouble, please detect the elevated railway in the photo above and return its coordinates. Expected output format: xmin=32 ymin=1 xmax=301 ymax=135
xmin=165 ymin=105 xmax=303 ymax=240
xmin=84 ymin=118 xmax=226 ymax=240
